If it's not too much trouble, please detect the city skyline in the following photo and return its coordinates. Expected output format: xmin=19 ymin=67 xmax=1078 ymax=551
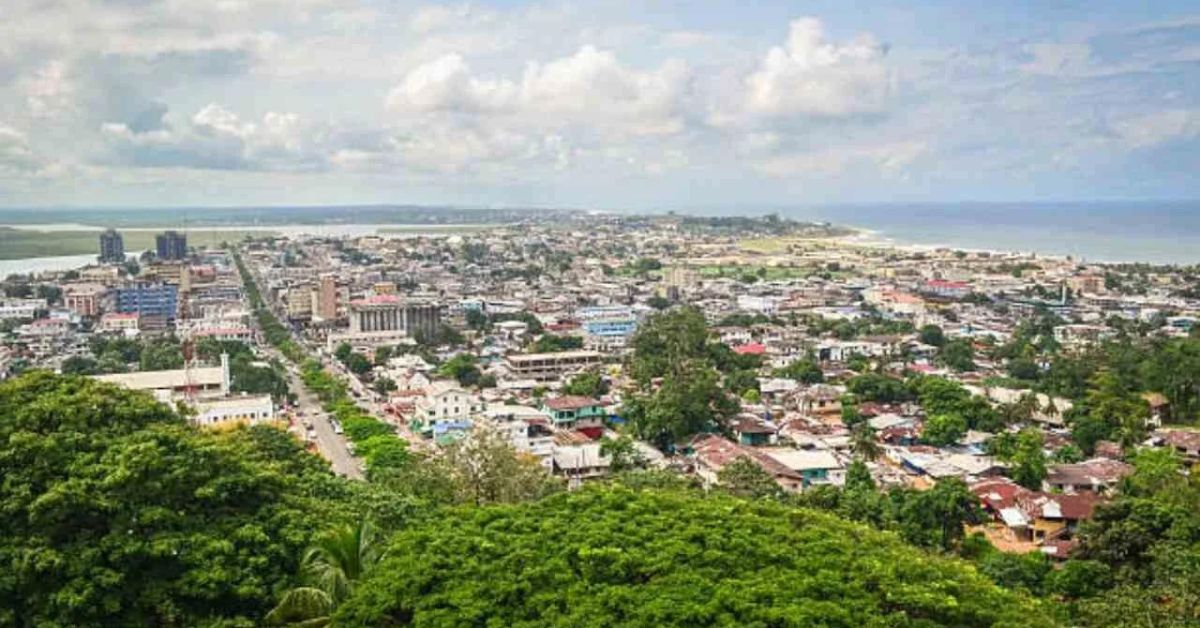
xmin=0 ymin=1 xmax=1197 ymax=209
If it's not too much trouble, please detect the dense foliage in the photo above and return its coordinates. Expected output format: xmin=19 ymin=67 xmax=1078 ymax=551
xmin=336 ymin=487 xmax=1051 ymax=627
xmin=0 ymin=372 xmax=368 ymax=627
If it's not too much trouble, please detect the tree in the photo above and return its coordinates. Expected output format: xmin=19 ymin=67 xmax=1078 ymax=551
xmin=717 ymin=457 xmax=782 ymax=500
xmin=532 ymin=334 xmax=584 ymax=353
xmin=139 ymin=338 xmax=184 ymax=370
xmin=623 ymin=363 xmax=737 ymax=449
xmin=1010 ymin=428 xmax=1048 ymax=490
xmin=919 ymin=324 xmax=947 ymax=347
xmin=599 ymin=435 xmax=645 ymax=473
xmin=776 ymin=358 xmax=823 ymax=384
xmin=391 ymin=428 xmax=559 ymax=507
xmin=923 ymin=413 xmax=968 ymax=446
xmin=345 ymin=352 xmax=371 ymax=375
xmin=646 ymin=295 xmax=671 ymax=310
xmin=438 ymin=354 xmax=482 ymax=387
xmin=334 ymin=342 xmax=353 ymax=363
xmin=937 ymin=339 xmax=976 ymax=372
xmin=373 ymin=376 xmax=397 ymax=396
xmin=59 ymin=355 xmax=98 ymax=375
xmin=563 ymin=371 xmax=608 ymax=397
xmin=0 ymin=372 xmax=349 ymax=626
xmin=850 ymin=424 xmax=881 ymax=461
xmin=268 ymin=520 xmax=385 ymax=626
xmin=335 ymin=488 xmax=1050 ymax=627
xmin=899 ymin=478 xmax=984 ymax=552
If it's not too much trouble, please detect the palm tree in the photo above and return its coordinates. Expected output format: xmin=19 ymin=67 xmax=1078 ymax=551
xmin=850 ymin=423 xmax=881 ymax=462
xmin=266 ymin=519 xmax=384 ymax=626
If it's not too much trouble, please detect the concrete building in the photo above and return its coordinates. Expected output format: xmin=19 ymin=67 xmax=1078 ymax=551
xmin=191 ymin=394 xmax=275 ymax=428
xmin=63 ymin=283 xmax=108 ymax=317
xmin=0 ymin=298 xmax=46 ymax=320
xmin=115 ymin=283 xmax=178 ymax=320
xmin=349 ymin=295 xmax=441 ymax=338
xmin=99 ymin=228 xmax=125 ymax=264
xmin=155 ymin=230 xmax=188 ymax=261
xmin=93 ymin=354 xmax=231 ymax=401
xmin=285 ymin=285 xmax=313 ymax=321
xmin=313 ymin=273 xmax=340 ymax=321
xmin=505 ymin=350 xmax=603 ymax=382
xmin=99 ymin=312 xmax=140 ymax=334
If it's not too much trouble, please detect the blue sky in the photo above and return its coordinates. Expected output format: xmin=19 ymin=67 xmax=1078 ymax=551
xmin=0 ymin=0 xmax=1196 ymax=209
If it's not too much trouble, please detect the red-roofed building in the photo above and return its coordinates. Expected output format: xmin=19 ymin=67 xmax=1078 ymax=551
xmin=733 ymin=343 xmax=766 ymax=355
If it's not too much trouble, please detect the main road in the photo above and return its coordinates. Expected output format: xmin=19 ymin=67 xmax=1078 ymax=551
xmin=273 ymin=347 xmax=364 ymax=480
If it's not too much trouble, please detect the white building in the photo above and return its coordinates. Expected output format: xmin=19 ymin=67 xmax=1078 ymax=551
xmin=416 ymin=381 xmax=483 ymax=423
xmin=191 ymin=394 xmax=276 ymax=428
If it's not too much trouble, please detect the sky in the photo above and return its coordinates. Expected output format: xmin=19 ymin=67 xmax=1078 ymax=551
xmin=0 ymin=0 xmax=1197 ymax=210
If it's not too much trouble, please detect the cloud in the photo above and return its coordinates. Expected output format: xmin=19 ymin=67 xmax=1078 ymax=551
xmin=0 ymin=125 xmax=41 ymax=174
xmin=388 ymin=46 xmax=688 ymax=134
xmin=741 ymin=18 xmax=892 ymax=118
xmin=1112 ymin=109 xmax=1200 ymax=149
xmin=101 ymin=104 xmax=323 ymax=170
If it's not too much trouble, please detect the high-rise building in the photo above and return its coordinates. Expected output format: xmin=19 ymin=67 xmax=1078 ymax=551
xmin=99 ymin=229 xmax=125 ymax=264
xmin=115 ymin=283 xmax=179 ymax=320
xmin=155 ymin=230 xmax=188 ymax=261
xmin=314 ymin=273 xmax=339 ymax=321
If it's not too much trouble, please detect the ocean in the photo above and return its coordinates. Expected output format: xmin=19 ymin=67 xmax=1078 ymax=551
xmin=780 ymin=201 xmax=1200 ymax=266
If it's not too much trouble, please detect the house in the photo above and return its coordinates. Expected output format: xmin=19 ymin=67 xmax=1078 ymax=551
xmin=541 ymin=395 xmax=607 ymax=435
xmin=1017 ymin=492 xmax=1102 ymax=543
xmin=690 ymin=434 xmax=805 ymax=493
xmin=1045 ymin=458 xmax=1132 ymax=494
xmin=415 ymin=381 xmax=482 ymax=424
xmin=552 ymin=442 xmax=611 ymax=482
xmin=1154 ymin=429 xmax=1200 ymax=464
xmin=796 ymin=384 xmax=843 ymax=417
xmin=732 ymin=415 xmax=777 ymax=446
xmin=762 ymin=448 xmax=845 ymax=488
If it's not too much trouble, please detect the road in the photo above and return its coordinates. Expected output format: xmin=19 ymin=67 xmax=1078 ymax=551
xmin=278 ymin=351 xmax=365 ymax=480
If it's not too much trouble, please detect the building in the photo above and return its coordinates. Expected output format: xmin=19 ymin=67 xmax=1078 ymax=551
xmin=99 ymin=312 xmax=140 ymax=334
xmin=0 ymin=298 xmax=46 ymax=320
xmin=191 ymin=394 xmax=275 ymax=428
xmin=99 ymin=228 xmax=125 ymax=264
xmin=921 ymin=280 xmax=972 ymax=300
xmin=1045 ymin=459 xmax=1133 ymax=494
xmin=285 ymin=285 xmax=313 ymax=321
xmin=115 ymin=283 xmax=179 ymax=320
xmin=349 ymin=295 xmax=441 ymax=338
xmin=62 ymin=283 xmax=108 ymax=317
xmin=505 ymin=350 xmax=603 ymax=382
xmin=314 ymin=273 xmax=340 ymax=321
xmin=415 ymin=381 xmax=482 ymax=424
xmin=93 ymin=355 xmax=231 ymax=401
xmin=541 ymin=395 xmax=606 ymax=433
xmin=155 ymin=230 xmax=188 ymax=261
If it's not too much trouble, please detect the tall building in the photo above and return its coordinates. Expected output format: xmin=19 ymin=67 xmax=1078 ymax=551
xmin=349 ymin=295 xmax=441 ymax=338
xmin=99 ymin=229 xmax=125 ymax=264
xmin=155 ymin=230 xmax=188 ymax=261
xmin=314 ymin=273 xmax=339 ymax=321
xmin=114 ymin=283 xmax=179 ymax=320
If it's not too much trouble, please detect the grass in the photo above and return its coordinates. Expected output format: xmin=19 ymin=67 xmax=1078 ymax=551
xmin=739 ymin=237 xmax=792 ymax=254
xmin=0 ymin=228 xmax=276 ymax=260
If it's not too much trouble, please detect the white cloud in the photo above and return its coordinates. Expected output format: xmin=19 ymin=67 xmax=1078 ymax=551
xmin=0 ymin=125 xmax=41 ymax=174
xmin=742 ymin=18 xmax=892 ymax=118
xmin=388 ymin=46 xmax=688 ymax=134
xmin=752 ymin=141 xmax=926 ymax=178
xmin=1112 ymin=110 xmax=1200 ymax=149
xmin=386 ymin=53 xmax=517 ymax=113
xmin=101 ymin=104 xmax=323 ymax=170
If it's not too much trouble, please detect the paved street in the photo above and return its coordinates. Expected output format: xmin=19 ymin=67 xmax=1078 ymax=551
xmin=279 ymin=354 xmax=364 ymax=480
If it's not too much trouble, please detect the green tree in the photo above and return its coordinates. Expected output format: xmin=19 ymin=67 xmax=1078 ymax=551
xmin=599 ymin=434 xmax=645 ymax=473
xmin=437 ymin=354 xmax=482 ymax=387
xmin=345 ymin=352 xmax=372 ymax=375
xmin=920 ymin=324 xmax=947 ymax=347
xmin=563 ymin=371 xmax=609 ymax=397
xmin=1010 ymin=428 xmax=1048 ymax=490
xmin=717 ymin=457 xmax=782 ymax=500
xmin=335 ymin=487 xmax=1050 ymax=626
xmin=937 ymin=339 xmax=976 ymax=372
xmin=139 ymin=338 xmax=184 ymax=370
xmin=923 ymin=413 xmax=968 ymax=446
xmin=776 ymin=358 xmax=824 ymax=384
xmin=268 ymin=520 xmax=385 ymax=626
xmin=334 ymin=342 xmax=353 ymax=363
xmin=850 ymin=423 xmax=881 ymax=461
